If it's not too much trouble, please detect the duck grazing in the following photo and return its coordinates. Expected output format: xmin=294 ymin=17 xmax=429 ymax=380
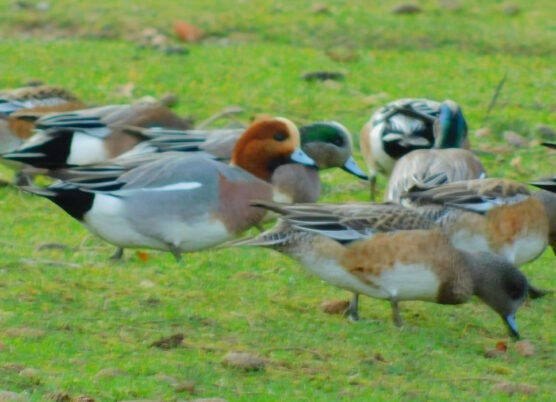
xmin=385 ymin=148 xmax=486 ymax=203
xmin=360 ymin=98 xmax=469 ymax=199
xmin=230 ymin=201 xmax=527 ymax=337
xmin=20 ymin=117 xmax=316 ymax=261
xmin=2 ymin=102 xmax=192 ymax=169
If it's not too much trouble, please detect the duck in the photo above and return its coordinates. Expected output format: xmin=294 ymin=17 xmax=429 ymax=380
xmin=2 ymin=102 xmax=193 ymax=169
xmin=385 ymin=148 xmax=486 ymax=203
xmin=54 ymin=121 xmax=368 ymax=203
xmin=402 ymin=178 xmax=549 ymax=266
xmin=360 ymin=98 xmax=469 ymax=200
xmin=19 ymin=117 xmax=317 ymax=261
xmin=229 ymin=201 xmax=527 ymax=338
xmin=0 ymin=85 xmax=86 ymax=154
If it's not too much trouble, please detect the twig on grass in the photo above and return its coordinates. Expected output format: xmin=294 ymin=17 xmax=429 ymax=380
xmin=483 ymin=71 xmax=507 ymax=124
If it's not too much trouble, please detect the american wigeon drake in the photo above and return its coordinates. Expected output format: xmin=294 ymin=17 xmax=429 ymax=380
xmin=20 ymin=117 xmax=316 ymax=261
xmin=61 ymin=121 xmax=368 ymax=203
xmin=2 ymin=102 xmax=192 ymax=169
xmin=402 ymin=178 xmax=550 ymax=268
xmin=385 ymin=148 xmax=486 ymax=203
xmin=360 ymin=98 xmax=469 ymax=199
xmin=0 ymin=85 xmax=86 ymax=153
xmin=230 ymin=201 xmax=527 ymax=337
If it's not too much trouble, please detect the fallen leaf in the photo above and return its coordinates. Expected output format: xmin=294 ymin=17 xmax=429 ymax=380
xmin=174 ymin=21 xmax=204 ymax=42
xmin=392 ymin=3 xmax=422 ymax=14
xmin=47 ymin=392 xmax=71 ymax=402
xmin=174 ymin=380 xmax=195 ymax=393
xmin=222 ymin=351 xmax=266 ymax=371
xmin=474 ymin=127 xmax=492 ymax=138
xmin=149 ymin=333 xmax=184 ymax=350
xmin=495 ymin=341 xmax=508 ymax=352
xmin=320 ymin=299 xmax=350 ymax=315
xmin=491 ymin=382 xmax=536 ymax=396
xmin=515 ymin=340 xmax=535 ymax=356
xmin=484 ymin=348 xmax=505 ymax=358
xmin=137 ymin=251 xmax=149 ymax=262
xmin=504 ymin=131 xmax=527 ymax=147
xmin=302 ymin=71 xmax=345 ymax=81
xmin=327 ymin=47 xmax=359 ymax=63
xmin=75 ymin=396 xmax=95 ymax=402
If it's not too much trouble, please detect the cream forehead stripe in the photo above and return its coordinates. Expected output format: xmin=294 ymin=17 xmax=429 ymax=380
xmin=276 ymin=117 xmax=300 ymax=145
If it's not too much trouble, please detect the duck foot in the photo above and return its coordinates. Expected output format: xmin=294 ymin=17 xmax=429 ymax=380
xmin=344 ymin=293 xmax=360 ymax=321
xmin=109 ymin=247 xmax=124 ymax=260
xmin=390 ymin=298 xmax=403 ymax=327
xmin=528 ymin=284 xmax=552 ymax=299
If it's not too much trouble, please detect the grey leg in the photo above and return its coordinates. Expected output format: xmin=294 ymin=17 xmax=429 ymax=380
xmin=344 ymin=293 xmax=360 ymax=321
xmin=109 ymin=247 xmax=124 ymax=260
xmin=369 ymin=175 xmax=377 ymax=201
xmin=169 ymin=246 xmax=182 ymax=263
xmin=390 ymin=298 xmax=402 ymax=327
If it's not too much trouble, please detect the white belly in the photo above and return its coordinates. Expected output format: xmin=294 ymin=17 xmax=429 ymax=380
xmin=501 ymin=235 xmax=547 ymax=266
xmin=370 ymin=124 xmax=396 ymax=174
xmin=372 ymin=263 xmax=439 ymax=301
xmin=67 ymin=132 xmax=108 ymax=166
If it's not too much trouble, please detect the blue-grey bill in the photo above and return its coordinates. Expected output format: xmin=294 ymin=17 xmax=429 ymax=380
xmin=342 ymin=156 xmax=369 ymax=180
xmin=290 ymin=147 xmax=317 ymax=167
xmin=505 ymin=314 xmax=519 ymax=338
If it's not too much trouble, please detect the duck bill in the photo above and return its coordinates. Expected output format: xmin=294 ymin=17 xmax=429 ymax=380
xmin=290 ymin=148 xmax=317 ymax=168
xmin=342 ymin=156 xmax=368 ymax=180
xmin=504 ymin=314 xmax=520 ymax=339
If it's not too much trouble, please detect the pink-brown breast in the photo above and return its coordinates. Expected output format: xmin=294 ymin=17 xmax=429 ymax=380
xmin=213 ymin=174 xmax=273 ymax=234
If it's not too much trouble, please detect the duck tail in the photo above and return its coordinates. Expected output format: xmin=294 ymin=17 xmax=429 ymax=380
xmin=221 ymin=220 xmax=294 ymax=249
xmin=19 ymin=182 xmax=94 ymax=221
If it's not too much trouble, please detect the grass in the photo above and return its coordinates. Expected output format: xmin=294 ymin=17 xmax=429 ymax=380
xmin=0 ymin=1 xmax=555 ymax=400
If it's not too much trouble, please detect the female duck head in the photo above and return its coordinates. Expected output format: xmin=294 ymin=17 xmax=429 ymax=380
xmin=300 ymin=121 xmax=368 ymax=179
xmin=231 ymin=117 xmax=316 ymax=181
xmin=434 ymin=100 xmax=468 ymax=149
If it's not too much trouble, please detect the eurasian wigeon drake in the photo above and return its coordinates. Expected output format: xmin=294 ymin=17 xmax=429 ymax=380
xmin=58 ymin=121 xmax=368 ymax=203
xmin=532 ymin=190 xmax=556 ymax=256
xmin=359 ymin=98 xmax=469 ymax=199
xmin=230 ymin=201 xmax=527 ymax=337
xmin=385 ymin=148 xmax=486 ymax=203
xmin=0 ymin=85 xmax=86 ymax=153
xmin=2 ymin=102 xmax=192 ymax=169
xmin=20 ymin=117 xmax=316 ymax=261
xmin=402 ymin=178 xmax=550 ymax=269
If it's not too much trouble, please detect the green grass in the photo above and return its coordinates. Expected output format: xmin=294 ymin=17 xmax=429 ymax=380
xmin=0 ymin=1 xmax=555 ymax=400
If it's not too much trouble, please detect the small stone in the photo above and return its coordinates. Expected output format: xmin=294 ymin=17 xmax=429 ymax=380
xmin=149 ymin=333 xmax=184 ymax=350
xmin=515 ymin=340 xmax=535 ymax=356
xmin=160 ymin=93 xmax=178 ymax=108
xmin=320 ymin=299 xmax=350 ymax=315
xmin=19 ymin=368 xmax=40 ymax=384
xmin=534 ymin=124 xmax=555 ymax=140
xmin=75 ymin=396 xmax=95 ymax=402
xmin=47 ymin=392 xmax=71 ymax=402
xmin=140 ymin=280 xmax=155 ymax=289
xmin=392 ymin=3 xmax=422 ymax=14
xmin=153 ymin=374 xmax=178 ymax=385
xmin=484 ymin=348 xmax=505 ymax=358
xmin=222 ymin=351 xmax=266 ymax=371
xmin=164 ymin=46 xmax=189 ymax=55
xmin=95 ymin=367 xmax=125 ymax=379
xmin=174 ymin=380 xmax=195 ymax=393
xmin=491 ymin=382 xmax=536 ymax=396
xmin=504 ymin=131 xmax=527 ymax=147
xmin=0 ymin=390 xmax=25 ymax=401
xmin=474 ymin=127 xmax=492 ymax=138
xmin=36 ymin=1 xmax=49 ymax=11
xmin=311 ymin=4 xmax=330 ymax=14
xmin=502 ymin=4 xmax=521 ymax=15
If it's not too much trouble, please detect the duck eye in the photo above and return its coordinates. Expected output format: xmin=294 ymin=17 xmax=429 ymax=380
xmin=274 ymin=132 xmax=287 ymax=142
